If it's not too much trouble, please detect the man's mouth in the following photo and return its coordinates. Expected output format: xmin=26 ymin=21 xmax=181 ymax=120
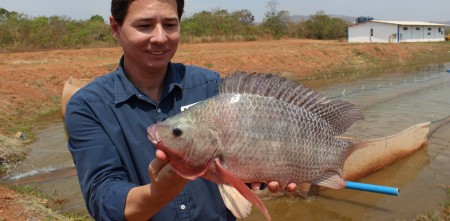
xmin=149 ymin=50 xmax=166 ymax=55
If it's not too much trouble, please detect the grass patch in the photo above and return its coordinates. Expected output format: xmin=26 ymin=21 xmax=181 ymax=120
xmin=413 ymin=185 xmax=450 ymax=221
xmin=101 ymin=63 xmax=117 ymax=71
xmin=10 ymin=184 xmax=93 ymax=221
xmin=203 ymin=62 xmax=214 ymax=68
xmin=0 ymin=134 xmax=26 ymax=174
xmin=10 ymin=185 xmax=48 ymax=199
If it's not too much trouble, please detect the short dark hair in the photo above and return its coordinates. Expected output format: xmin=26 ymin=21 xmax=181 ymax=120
xmin=111 ymin=0 xmax=185 ymax=26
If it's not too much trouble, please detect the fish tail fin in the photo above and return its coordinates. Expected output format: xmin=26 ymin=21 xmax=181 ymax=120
xmin=347 ymin=139 xmax=369 ymax=157
xmin=218 ymin=184 xmax=252 ymax=219
xmin=214 ymin=159 xmax=271 ymax=221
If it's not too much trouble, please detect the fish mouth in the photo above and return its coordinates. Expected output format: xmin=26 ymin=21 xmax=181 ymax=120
xmin=147 ymin=124 xmax=160 ymax=146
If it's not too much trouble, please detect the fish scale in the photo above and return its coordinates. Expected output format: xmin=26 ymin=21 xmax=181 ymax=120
xmin=148 ymin=72 xmax=365 ymax=220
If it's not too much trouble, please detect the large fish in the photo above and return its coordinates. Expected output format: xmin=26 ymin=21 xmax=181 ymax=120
xmin=147 ymin=72 xmax=365 ymax=220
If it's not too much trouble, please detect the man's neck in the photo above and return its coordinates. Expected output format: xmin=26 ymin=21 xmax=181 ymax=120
xmin=123 ymin=62 xmax=168 ymax=103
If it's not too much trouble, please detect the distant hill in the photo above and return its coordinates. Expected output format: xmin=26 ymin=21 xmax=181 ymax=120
xmin=431 ymin=21 xmax=450 ymax=25
xmin=289 ymin=15 xmax=310 ymax=22
xmin=290 ymin=14 xmax=357 ymax=23
xmin=290 ymin=14 xmax=450 ymax=26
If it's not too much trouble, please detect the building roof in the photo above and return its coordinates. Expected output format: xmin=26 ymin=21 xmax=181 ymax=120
xmin=369 ymin=20 xmax=448 ymax=26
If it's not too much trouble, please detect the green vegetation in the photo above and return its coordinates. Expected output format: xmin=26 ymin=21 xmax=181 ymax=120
xmin=413 ymin=186 xmax=450 ymax=221
xmin=0 ymin=9 xmax=116 ymax=51
xmin=304 ymin=10 xmax=349 ymax=40
xmin=10 ymin=184 xmax=93 ymax=220
xmin=260 ymin=0 xmax=290 ymax=39
xmin=0 ymin=134 xmax=26 ymax=174
xmin=0 ymin=0 xmax=352 ymax=51
xmin=10 ymin=184 xmax=48 ymax=198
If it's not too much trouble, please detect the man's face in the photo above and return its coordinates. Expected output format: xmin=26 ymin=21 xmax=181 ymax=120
xmin=113 ymin=0 xmax=180 ymax=73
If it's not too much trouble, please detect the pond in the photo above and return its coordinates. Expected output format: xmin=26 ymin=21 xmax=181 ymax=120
xmin=3 ymin=62 xmax=450 ymax=220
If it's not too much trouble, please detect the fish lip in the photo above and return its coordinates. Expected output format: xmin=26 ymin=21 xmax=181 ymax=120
xmin=147 ymin=124 xmax=160 ymax=145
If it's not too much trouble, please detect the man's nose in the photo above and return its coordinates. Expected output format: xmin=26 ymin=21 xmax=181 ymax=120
xmin=150 ymin=24 xmax=168 ymax=44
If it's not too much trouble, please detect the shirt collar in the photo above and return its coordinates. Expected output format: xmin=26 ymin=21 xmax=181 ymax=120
xmin=113 ymin=57 xmax=183 ymax=104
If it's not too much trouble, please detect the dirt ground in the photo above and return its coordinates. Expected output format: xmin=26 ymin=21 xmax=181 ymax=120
xmin=1 ymin=39 xmax=450 ymax=220
xmin=0 ymin=186 xmax=30 ymax=220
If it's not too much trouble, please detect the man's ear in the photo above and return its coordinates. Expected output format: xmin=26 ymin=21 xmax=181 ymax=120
xmin=110 ymin=16 xmax=121 ymax=41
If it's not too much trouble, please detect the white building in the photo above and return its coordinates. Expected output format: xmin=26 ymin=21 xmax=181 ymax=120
xmin=348 ymin=20 xmax=447 ymax=43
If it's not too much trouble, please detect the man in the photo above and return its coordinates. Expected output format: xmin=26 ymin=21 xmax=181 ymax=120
xmin=65 ymin=0 xmax=295 ymax=220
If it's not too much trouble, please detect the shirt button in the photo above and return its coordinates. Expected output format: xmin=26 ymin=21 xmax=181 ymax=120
xmin=180 ymin=204 xmax=186 ymax=210
xmin=157 ymin=108 xmax=161 ymax=113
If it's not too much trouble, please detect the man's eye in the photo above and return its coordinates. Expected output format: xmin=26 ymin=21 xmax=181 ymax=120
xmin=165 ymin=23 xmax=178 ymax=28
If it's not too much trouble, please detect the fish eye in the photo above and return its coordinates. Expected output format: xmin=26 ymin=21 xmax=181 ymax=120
xmin=172 ymin=127 xmax=183 ymax=137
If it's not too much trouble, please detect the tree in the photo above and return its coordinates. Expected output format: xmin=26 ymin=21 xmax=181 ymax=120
xmin=0 ymin=7 xmax=9 ymax=22
xmin=89 ymin=15 xmax=104 ymax=23
xmin=305 ymin=10 xmax=350 ymax=40
xmin=232 ymin=9 xmax=255 ymax=25
xmin=87 ymin=15 xmax=109 ymax=41
xmin=181 ymin=8 xmax=259 ymax=40
xmin=0 ymin=10 xmax=30 ymax=48
xmin=261 ymin=0 xmax=289 ymax=39
xmin=181 ymin=10 xmax=215 ymax=36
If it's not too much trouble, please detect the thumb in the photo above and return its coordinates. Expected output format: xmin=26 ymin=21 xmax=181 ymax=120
xmin=149 ymin=149 xmax=169 ymax=181
xmin=148 ymin=150 xmax=187 ymax=185
xmin=149 ymin=156 xmax=167 ymax=182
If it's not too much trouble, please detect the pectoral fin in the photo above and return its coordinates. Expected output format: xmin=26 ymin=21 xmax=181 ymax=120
xmin=214 ymin=158 xmax=271 ymax=221
xmin=219 ymin=184 xmax=252 ymax=219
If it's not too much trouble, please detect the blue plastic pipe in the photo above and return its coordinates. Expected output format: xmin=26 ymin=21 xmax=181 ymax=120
xmin=345 ymin=181 xmax=400 ymax=196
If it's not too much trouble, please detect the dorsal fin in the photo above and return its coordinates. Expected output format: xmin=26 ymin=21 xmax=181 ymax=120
xmin=220 ymin=72 xmax=363 ymax=135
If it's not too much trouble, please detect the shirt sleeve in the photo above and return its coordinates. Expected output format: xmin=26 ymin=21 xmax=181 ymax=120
xmin=65 ymin=95 xmax=136 ymax=221
xmin=214 ymin=75 xmax=221 ymax=96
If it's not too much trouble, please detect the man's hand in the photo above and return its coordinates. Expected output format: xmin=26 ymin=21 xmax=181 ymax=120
xmin=124 ymin=150 xmax=188 ymax=220
xmin=249 ymin=182 xmax=297 ymax=193
xmin=149 ymin=149 xmax=188 ymax=197
xmin=267 ymin=182 xmax=297 ymax=193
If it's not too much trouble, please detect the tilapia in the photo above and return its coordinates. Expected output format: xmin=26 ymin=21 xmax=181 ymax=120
xmin=147 ymin=72 xmax=365 ymax=220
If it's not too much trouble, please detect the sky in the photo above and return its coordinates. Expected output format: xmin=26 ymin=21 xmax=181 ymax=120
xmin=0 ymin=0 xmax=449 ymax=23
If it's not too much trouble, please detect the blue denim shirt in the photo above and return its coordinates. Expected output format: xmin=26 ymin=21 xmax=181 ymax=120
xmin=65 ymin=58 xmax=235 ymax=221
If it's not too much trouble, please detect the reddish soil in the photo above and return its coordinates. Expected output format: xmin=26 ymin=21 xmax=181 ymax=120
xmin=0 ymin=186 xmax=32 ymax=220
xmin=0 ymin=39 xmax=449 ymax=220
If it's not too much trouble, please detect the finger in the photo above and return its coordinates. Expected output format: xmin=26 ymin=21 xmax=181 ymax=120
xmin=149 ymin=157 xmax=167 ymax=180
xmin=155 ymin=149 xmax=168 ymax=162
xmin=267 ymin=181 xmax=281 ymax=193
xmin=285 ymin=183 xmax=297 ymax=192
xmin=251 ymin=183 xmax=262 ymax=191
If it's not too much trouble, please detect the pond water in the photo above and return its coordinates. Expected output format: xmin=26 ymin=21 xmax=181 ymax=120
xmin=3 ymin=62 xmax=450 ymax=220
